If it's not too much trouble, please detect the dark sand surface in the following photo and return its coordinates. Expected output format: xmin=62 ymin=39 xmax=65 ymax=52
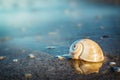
xmin=0 ymin=39 xmax=120 ymax=80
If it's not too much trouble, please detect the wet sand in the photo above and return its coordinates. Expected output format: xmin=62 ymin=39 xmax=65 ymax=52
xmin=0 ymin=42 xmax=120 ymax=80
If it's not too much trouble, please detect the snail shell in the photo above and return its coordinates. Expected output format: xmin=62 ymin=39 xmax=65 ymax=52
xmin=69 ymin=39 xmax=104 ymax=62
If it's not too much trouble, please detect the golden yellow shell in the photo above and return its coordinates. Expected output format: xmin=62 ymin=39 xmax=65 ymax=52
xmin=69 ymin=39 xmax=104 ymax=62
xmin=70 ymin=60 xmax=103 ymax=74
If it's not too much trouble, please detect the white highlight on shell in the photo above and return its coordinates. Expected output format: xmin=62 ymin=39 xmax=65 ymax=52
xmin=93 ymin=54 xmax=98 ymax=62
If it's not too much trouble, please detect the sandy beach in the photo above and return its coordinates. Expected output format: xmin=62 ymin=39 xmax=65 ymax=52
xmin=0 ymin=38 xmax=120 ymax=80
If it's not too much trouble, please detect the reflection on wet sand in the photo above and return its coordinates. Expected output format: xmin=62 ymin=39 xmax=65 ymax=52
xmin=70 ymin=59 xmax=103 ymax=74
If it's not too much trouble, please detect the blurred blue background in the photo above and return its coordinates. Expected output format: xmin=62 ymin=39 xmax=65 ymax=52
xmin=0 ymin=0 xmax=120 ymax=56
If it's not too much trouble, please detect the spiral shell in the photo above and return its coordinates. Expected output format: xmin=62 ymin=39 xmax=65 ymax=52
xmin=69 ymin=39 xmax=104 ymax=62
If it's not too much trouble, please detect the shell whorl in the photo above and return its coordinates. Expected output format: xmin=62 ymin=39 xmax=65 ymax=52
xmin=69 ymin=40 xmax=83 ymax=59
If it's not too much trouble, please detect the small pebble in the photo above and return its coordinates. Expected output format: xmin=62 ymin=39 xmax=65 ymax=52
xmin=111 ymin=67 xmax=120 ymax=72
xmin=77 ymin=23 xmax=82 ymax=27
xmin=35 ymin=35 xmax=42 ymax=41
xmin=100 ymin=35 xmax=109 ymax=40
xmin=46 ymin=46 xmax=56 ymax=49
xmin=100 ymin=26 xmax=105 ymax=30
xmin=48 ymin=31 xmax=58 ymax=36
xmin=13 ymin=59 xmax=18 ymax=62
xmin=102 ymin=35 xmax=109 ymax=38
xmin=64 ymin=9 xmax=69 ymax=14
xmin=22 ymin=49 xmax=26 ymax=53
xmin=28 ymin=54 xmax=35 ymax=59
xmin=0 ymin=36 xmax=11 ymax=42
xmin=25 ymin=73 xmax=32 ymax=79
xmin=62 ymin=54 xmax=72 ymax=60
xmin=109 ymin=62 xmax=116 ymax=66
xmin=21 ymin=27 xmax=26 ymax=32
xmin=83 ymin=36 xmax=90 ymax=39
xmin=56 ymin=56 xmax=65 ymax=60
xmin=0 ymin=56 xmax=6 ymax=60
xmin=100 ymin=37 xmax=104 ymax=40
xmin=96 ymin=15 xmax=102 ymax=20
